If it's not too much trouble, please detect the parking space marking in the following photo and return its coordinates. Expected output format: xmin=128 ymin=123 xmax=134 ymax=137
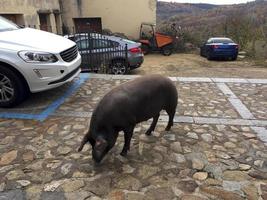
xmin=228 ymin=98 xmax=256 ymax=119
xmin=247 ymin=79 xmax=267 ymax=84
xmin=0 ymin=73 xmax=89 ymax=121
xmin=177 ymin=77 xmax=212 ymax=82
xmin=93 ymin=74 xmax=267 ymax=84
xmin=52 ymin=110 xmax=267 ymax=127
xmin=216 ymin=83 xmax=255 ymax=119
xmin=0 ymin=112 xmax=42 ymax=120
xmin=216 ymin=82 xmax=267 ymax=144
xmin=216 ymin=83 xmax=237 ymax=98
xmin=53 ymin=110 xmax=92 ymax=118
xmin=251 ymin=127 xmax=267 ymax=144
xmin=37 ymin=73 xmax=89 ymax=121
xmin=212 ymin=78 xmax=249 ymax=83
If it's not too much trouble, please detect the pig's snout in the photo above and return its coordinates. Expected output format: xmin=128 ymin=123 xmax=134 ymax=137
xmin=92 ymin=149 xmax=106 ymax=163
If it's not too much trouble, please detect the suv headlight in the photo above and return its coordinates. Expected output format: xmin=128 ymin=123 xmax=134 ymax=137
xmin=18 ymin=51 xmax=58 ymax=63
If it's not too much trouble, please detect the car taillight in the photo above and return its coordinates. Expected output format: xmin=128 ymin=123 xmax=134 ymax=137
xmin=129 ymin=47 xmax=142 ymax=53
xmin=212 ymin=45 xmax=219 ymax=49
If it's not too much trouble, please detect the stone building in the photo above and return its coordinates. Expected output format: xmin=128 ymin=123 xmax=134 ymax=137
xmin=0 ymin=0 xmax=62 ymax=34
xmin=0 ymin=0 xmax=157 ymax=39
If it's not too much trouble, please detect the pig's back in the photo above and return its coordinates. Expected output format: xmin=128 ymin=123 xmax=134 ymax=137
xmin=93 ymin=75 xmax=177 ymax=125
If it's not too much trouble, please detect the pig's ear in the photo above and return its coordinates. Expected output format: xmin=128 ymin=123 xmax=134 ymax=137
xmin=95 ymin=137 xmax=108 ymax=151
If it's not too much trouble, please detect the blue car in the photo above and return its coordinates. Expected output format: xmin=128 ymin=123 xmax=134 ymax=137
xmin=200 ymin=37 xmax=239 ymax=60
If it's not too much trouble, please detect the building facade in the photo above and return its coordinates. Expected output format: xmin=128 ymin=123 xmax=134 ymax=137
xmin=0 ymin=0 xmax=157 ymax=39
xmin=0 ymin=0 xmax=62 ymax=34
xmin=59 ymin=0 xmax=157 ymax=39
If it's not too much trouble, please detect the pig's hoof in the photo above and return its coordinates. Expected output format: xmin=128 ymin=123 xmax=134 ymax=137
xmin=165 ymin=126 xmax=172 ymax=131
xmin=145 ymin=130 xmax=152 ymax=136
xmin=120 ymin=151 xmax=127 ymax=157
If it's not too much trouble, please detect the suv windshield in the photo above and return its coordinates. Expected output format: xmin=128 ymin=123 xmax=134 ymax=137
xmin=0 ymin=16 xmax=19 ymax=32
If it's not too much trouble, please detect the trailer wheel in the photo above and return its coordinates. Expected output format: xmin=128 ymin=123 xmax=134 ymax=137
xmin=141 ymin=44 xmax=150 ymax=55
xmin=162 ymin=46 xmax=172 ymax=56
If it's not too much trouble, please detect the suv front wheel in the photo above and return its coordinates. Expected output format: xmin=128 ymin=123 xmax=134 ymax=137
xmin=0 ymin=65 xmax=28 ymax=108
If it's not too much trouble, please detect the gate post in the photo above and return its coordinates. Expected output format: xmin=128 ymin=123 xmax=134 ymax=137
xmin=125 ymin=44 xmax=128 ymax=69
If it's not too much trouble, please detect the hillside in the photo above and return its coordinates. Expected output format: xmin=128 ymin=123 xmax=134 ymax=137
xmin=157 ymin=0 xmax=267 ymax=50
xmin=157 ymin=1 xmax=219 ymax=22
xmin=157 ymin=1 xmax=267 ymax=33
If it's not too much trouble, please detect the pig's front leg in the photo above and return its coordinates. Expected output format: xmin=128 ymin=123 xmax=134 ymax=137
xmin=120 ymin=125 xmax=135 ymax=156
xmin=145 ymin=113 xmax=160 ymax=135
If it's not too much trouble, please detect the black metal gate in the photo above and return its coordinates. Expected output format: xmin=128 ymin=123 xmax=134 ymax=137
xmin=65 ymin=28 xmax=129 ymax=74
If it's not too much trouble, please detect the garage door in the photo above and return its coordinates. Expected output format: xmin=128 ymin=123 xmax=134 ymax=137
xmin=74 ymin=17 xmax=102 ymax=33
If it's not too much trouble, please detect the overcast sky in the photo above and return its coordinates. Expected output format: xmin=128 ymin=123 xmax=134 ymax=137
xmin=159 ymin=0 xmax=256 ymax=5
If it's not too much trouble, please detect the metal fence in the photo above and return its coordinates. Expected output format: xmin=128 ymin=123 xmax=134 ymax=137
xmin=22 ymin=25 xmax=129 ymax=74
xmin=65 ymin=29 xmax=129 ymax=74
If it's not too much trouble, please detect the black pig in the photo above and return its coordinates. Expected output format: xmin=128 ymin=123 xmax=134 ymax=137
xmin=78 ymin=75 xmax=178 ymax=163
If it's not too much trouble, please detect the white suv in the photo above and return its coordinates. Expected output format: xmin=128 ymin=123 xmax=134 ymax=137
xmin=0 ymin=16 xmax=81 ymax=107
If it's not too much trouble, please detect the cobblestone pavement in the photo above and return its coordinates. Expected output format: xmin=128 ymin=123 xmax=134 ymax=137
xmin=0 ymin=74 xmax=267 ymax=200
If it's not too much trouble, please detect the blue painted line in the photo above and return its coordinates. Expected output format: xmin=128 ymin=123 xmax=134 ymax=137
xmin=0 ymin=112 xmax=40 ymax=120
xmin=0 ymin=73 xmax=90 ymax=121
xmin=37 ymin=73 xmax=89 ymax=121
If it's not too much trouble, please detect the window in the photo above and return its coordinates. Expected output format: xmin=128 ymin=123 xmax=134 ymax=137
xmin=209 ymin=38 xmax=234 ymax=43
xmin=77 ymin=39 xmax=89 ymax=50
xmin=92 ymin=39 xmax=114 ymax=49
xmin=207 ymin=39 xmax=213 ymax=44
xmin=112 ymin=41 xmax=120 ymax=48
xmin=76 ymin=39 xmax=116 ymax=50
xmin=212 ymin=38 xmax=233 ymax=43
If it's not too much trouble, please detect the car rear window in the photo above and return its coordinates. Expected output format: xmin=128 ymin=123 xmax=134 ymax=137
xmin=77 ymin=39 xmax=117 ymax=50
xmin=122 ymin=39 xmax=136 ymax=44
xmin=211 ymin=38 xmax=234 ymax=43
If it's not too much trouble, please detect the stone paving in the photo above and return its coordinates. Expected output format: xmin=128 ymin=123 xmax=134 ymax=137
xmin=0 ymin=74 xmax=267 ymax=200
xmin=175 ymin=82 xmax=239 ymax=118
xmin=228 ymin=83 xmax=267 ymax=120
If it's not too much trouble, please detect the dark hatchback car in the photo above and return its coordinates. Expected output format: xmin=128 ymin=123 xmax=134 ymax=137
xmin=200 ymin=37 xmax=239 ymax=60
xmin=66 ymin=33 xmax=144 ymax=74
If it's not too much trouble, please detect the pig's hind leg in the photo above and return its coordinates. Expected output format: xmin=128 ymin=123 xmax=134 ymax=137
xmin=120 ymin=125 xmax=135 ymax=157
xmin=145 ymin=113 xmax=160 ymax=136
xmin=165 ymin=107 xmax=176 ymax=131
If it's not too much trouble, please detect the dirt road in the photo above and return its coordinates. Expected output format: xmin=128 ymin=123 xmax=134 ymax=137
xmin=132 ymin=53 xmax=267 ymax=78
